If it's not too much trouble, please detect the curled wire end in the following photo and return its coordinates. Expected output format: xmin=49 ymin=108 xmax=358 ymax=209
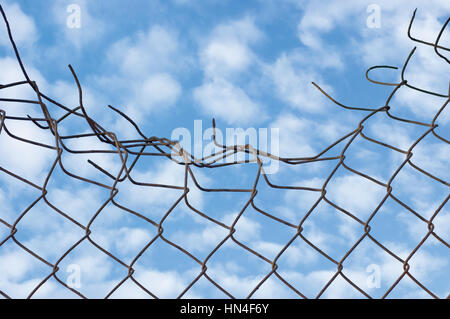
xmin=211 ymin=118 xmax=223 ymax=149
xmin=401 ymin=47 xmax=448 ymax=98
xmin=27 ymin=114 xmax=49 ymax=129
xmin=434 ymin=17 xmax=450 ymax=64
xmin=408 ymin=8 xmax=450 ymax=52
xmin=212 ymin=118 xmax=217 ymax=137
xmin=311 ymin=81 xmax=377 ymax=111
xmin=366 ymin=65 xmax=401 ymax=86
xmin=68 ymin=64 xmax=113 ymax=144
xmin=407 ymin=8 xmax=418 ymax=40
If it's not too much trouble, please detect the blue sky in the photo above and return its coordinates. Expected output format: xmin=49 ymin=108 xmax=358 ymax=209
xmin=0 ymin=0 xmax=449 ymax=298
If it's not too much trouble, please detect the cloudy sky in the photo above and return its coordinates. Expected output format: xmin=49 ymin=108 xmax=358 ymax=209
xmin=0 ymin=0 xmax=449 ymax=299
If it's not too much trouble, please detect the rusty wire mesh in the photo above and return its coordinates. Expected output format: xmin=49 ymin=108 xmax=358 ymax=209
xmin=0 ymin=6 xmax=448 ymax=299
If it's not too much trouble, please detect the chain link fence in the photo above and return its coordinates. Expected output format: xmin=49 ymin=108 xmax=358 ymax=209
xmin=0 ymin=6 xmax=448 ymax=299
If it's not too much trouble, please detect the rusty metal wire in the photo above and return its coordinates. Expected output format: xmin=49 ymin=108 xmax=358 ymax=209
xmin=0 ymin=6 xmax=448 ymax=299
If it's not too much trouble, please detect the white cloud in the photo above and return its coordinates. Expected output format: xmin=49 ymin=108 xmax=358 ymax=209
xmin=0 ymin=249 xmax=36 ymax=282
xmin=270 ymin=113 xmax=350 ymax=157
xmin=0 ymin=57 xmax=48 ymax=102
xmin=270 ymin=114 xmax=315 ymax=157
xmin=119 ymin=160 xmax=206 ymax=215
xmin=194 ymin=17 xmax=265 ymax=125
xmin=278 ymin=234 xmax=448 ymax=298
xmin=200 ymin=17 xmax=262 ymax=78
xmin=205 ymin=264 xmax=267 ymax=298
xmin=49 ymin=79 xmax=106 ymax=119
xmin=68 ymin=252 xmax=113 ymax=283
xmin=211 ymin=17 xmax=263 ymax=45
xmin=295 ymin=0 xmax=450 ymax=125
xmin=252 ymin=240 xmax=318 ymax=267
xmin=283 ymin=178 xmax=324 ymax=213
xmin=1 ymin=0 xmax=448 ymax=299
xmin=101 ymin=25 xmax=183 ymax=124
xmin=432 ymin=210 xmax=450 ymax=243
xmin=0 ymin=2 xmax=38 ymax=48
xmin=172 ymin=224 xmax=228 ymax=253
xmin=374 ymin=241 xmax=448 ymax=297
xmin=326 ymin=174 xmax=386 ymax=219
xmin=108 ymin=25 xmax=180 ymax=77
xmin=133 ymin=268 xmax=190 ymax=298
xmin=410 ymin=141 xmax=450 ymax=181
xmin=224 ymin=212 xmax=261 ymax=243
xmin=51 ymin=0 xmax=106 ymax=49
xmin=202 ymin=40 xmax=253 ymax=76
xmin=0 ymin=118 xmax=55 ymax=184
xmin=46 ymin=187 xmax=112 ymax=226
xmin=114 ymin=227 xmax=153 ymax=255
xmin=170 ymin=211 xmax=261 ymax=253
xmin=126 ymin=73 xmax=181 ymax=119
xmin=0 ymin=244 xmax=64 ymax=298
xmin=193 ymin=78 xmax=263 ymax=124
xmin=398 ymin=206 xmax=449 ymax=245
xmin=297 ymin=0 xmax=450 ymax=50
xmin=108 ymin=279 xmax=152 ymax=299
xmin=62 ymin=132 xmax=122 ymax=180
xmin=266 ymin=46 xmax=343 ymax=114
xmin=368 ymin=118 xmax=415 ymax=150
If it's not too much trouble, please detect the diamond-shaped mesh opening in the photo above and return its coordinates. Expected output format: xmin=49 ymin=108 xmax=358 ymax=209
xmin=108 ymin=278 xmax=153 ymax=299
xmin=338 ymin=237 xmax=405 ymax=299
xmin=409 ymin=133 xmax=449 ymax=181
xmin=130 ymin=237 xmax=202 ymax=298
xmin=162 ymin=203 xmax=230 ymax=261
xmin=0 ymin=241 xmax=54 ymax=298
xmin=12 ymin=200 xmax=85 ymax=264
xmin=368 ymin=196 xmax=429 ymax=257
xmin=250 ymin=274 xmax=302 ymax=299
xmin=88 ymin=202 xmax=159 ymax=265
xmin=342 ymin=132 xmax=407 ymax=183
xmin=55 ymin=239 xmax=130 ymax=299
xmin=390 ymin=164 xmax=448 ymax=215
xmin=177 ymin=274 xmax=232 ymax=299
xmin=405 ymin=236 xmax=450 ymax=298
xmin=300 ymin=200 xmax=365 ymax=262
xmin=204 ymin=242 xmax=274 ymax=298
xmin=325 ymin=168 xmax=388 ymax=222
